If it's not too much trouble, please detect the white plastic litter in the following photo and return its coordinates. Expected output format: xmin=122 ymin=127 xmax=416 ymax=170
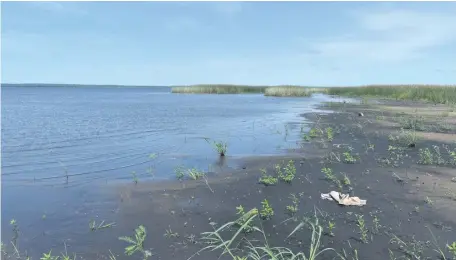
xmin=321 ymin=191 xmax=366 ymax=206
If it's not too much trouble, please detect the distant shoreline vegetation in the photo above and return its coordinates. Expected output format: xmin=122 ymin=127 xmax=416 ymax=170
xmin=171 ymin=84 xmax=326 ymax=96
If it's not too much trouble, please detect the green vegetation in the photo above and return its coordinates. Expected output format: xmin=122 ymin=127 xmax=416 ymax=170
xmin=327 ymin=85 xmax=456 ymax=104
xmin=171 ymin=84 xmax=327 ymax=97
xmin=210 ymin=140 xmax=228 ymax=156
xmin=286 ymin=194 xmax=299 ymax=216
xmin=187 ymin=168 xmax=205 ymax=180
xmin=119 ymin=225 xmax=152 ymax=260
xmin=264 ymin=86 xmax=324 ymax=97
xmin=258 ymin=168 xmax=278 ymax=186
xmin=355 ymin=214 xmax=368 ymax=244
xmin=277 ymin=160 xmax=296 ymax=183
xmin=171 ymin=85 xmax=267 ymax=94
xmin=259 ymin=199 xmax=274 ymax=220
xmin=198 ymin=209 xmax=338 ymax=260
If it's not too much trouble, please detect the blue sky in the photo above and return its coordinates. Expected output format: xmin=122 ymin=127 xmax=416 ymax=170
xmin=2 ymin=1 xmax=456 ymax=86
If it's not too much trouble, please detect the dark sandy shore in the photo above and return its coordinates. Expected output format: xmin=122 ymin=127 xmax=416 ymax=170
xmin=4 ymin=98 xmax=455 ymax=260
xmin=92 ymin=98 xmax=455 ymax=260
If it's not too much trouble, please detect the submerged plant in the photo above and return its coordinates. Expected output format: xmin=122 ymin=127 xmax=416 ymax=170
xmin=89 ymin=220 xmax=115 ymax=231
xmin=119 ymin=225 xmax=152 ymax=260
xmin=187 ymin=168 xmax=205 ymax=180
xmin=174 ymin=166 xmax=185 ymax=180
xmin=206 ymin=139 xmax=228 ymax=156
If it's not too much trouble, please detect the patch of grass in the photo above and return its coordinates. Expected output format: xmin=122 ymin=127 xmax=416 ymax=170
xmin=259 ymin=199 xmax=274 ymax=220
xmin=388 ymin=129 xmax=419 ymax=147
xmin=258 ymin=168 xmax=278 ymax=186
xmin=342 ymin=173 xmax=351 ymax=186
xmin=398 ymin=116 xmax=426 ymax=131
xmin=196 ymin=209 xmax=339 ymax=260
xmin=119 ymin=225 xmax=152 ymax=260
xmin=327 ymin=85 xmax=456 ymax=104
xmin=321 ymin=167 xmax=343 ymax=190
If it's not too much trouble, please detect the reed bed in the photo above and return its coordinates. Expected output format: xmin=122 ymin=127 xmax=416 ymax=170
xmin=327 ymin=85 xmax=456 ymax=104
xmin=264 ymin=86 xmax=326 ymax=97
xmin=171 ymin=85 xmax=267 ymax=94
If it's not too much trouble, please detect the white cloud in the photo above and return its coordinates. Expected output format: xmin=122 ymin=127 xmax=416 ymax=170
xmin=306 ymin=8 xmax=456 ymax=63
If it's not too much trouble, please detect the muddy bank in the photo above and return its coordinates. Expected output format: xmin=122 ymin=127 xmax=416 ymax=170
xmin=3 ymin=98 xmax=456 ymax=260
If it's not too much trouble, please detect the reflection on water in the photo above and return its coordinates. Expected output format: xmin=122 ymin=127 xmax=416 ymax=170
xmin=1 ymin=85 xmax=346 ymax=258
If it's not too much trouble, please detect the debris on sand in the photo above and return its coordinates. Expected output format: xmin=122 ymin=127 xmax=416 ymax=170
xmin=358 ymin=112 xmax=364 ymax=117
xmin=321 ymin=191 xmax=366 ymax=206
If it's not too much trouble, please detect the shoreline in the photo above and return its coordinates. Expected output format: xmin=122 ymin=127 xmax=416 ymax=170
xmin=107 ymin=98 xmax=456 ymax=259
xmin=2 ymin=97 xmax=456 ymax=259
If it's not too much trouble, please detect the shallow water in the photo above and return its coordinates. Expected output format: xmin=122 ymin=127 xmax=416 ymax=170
xmin=1 ymin=85 xmax=343 ymax=257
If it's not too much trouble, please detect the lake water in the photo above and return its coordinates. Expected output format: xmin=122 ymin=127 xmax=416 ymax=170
xmin=1 ymin=85 xmax=341 ymax=257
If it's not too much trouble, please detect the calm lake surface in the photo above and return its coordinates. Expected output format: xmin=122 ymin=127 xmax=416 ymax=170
xmin=1 ymin=85 xmax=341 ymax=257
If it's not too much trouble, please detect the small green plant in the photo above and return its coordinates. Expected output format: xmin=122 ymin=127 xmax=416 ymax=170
xmin=260 ymin=199 xmax=274 ymax=220
xmin=309 ymin=127 xmax=322 ymax=138
xmin=355 ymin=214 xmax=368 ymax=243
xmin=325 ymin=127 xmax=334 ymax=141
xmin=372 ymin=215 xmax=380 ymax=234
xmin=342 ymin=173 xmax=351 ymax=186
xmin=89 ymin=220 xmax=115 ymax=231
xmin=327 ymin=221 xmax=335 ymax=237
xmin=10 ymin=219 xmax=19 ymax=248
xmin=447 ymin=241 xmax=456 ymax=259
xmin=187 ymin=168 xmax=205 ymax=180
xmin=174 ymin=166 xmax=185 ymax=180
xmin=131 ymin=171 xmax=138 ymax=184
xmin=322 ymin=167 xmax=342 ymax=190
xmin=425 ymin=196 xmax=434 ymax=205
xmin=258 ymin=168 xmax=278 ymax=186
xmin=302 ymin=134 xmax=311 ymax=141
xmin=286 ymin=194 xmax=299 ymax=216
xmin=235 ymin=205 xmax=257 ymax=233
xmin=119 ymin=225 xmax=152 ymax=260
xmin=343 ymin=151 xmax=358 ymax=164
xmin=40 ymin=250 xmax=59 ymax=260
xmin=207 ymin=139 xmax=227 ymax=156
xmin=278 ymin=160 xmax=296 ymax=183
